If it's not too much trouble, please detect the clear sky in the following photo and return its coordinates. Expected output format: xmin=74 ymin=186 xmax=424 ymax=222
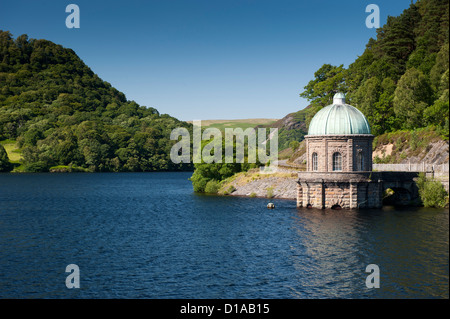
xmin=0 ymin=0 xmax=413 ymax=121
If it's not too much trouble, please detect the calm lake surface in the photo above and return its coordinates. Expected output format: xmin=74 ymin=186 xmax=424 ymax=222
xmin=0 ymin=172 xmax=448 ymax=299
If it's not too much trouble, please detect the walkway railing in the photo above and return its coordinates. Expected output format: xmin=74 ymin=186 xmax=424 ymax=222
xmin=373 ymin=163 xmax=449 ymax=175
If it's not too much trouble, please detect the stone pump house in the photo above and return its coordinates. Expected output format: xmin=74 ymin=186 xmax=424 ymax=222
xmin=297 ymin=93 xmax=383 ymax=209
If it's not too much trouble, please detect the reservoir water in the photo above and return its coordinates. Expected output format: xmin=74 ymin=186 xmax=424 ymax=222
xmin=0 ymin=172 xmax=448 ymax=298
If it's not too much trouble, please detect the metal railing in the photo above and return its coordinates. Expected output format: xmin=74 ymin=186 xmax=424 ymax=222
xmin=373 ymin=163 xmax=449 ymax=174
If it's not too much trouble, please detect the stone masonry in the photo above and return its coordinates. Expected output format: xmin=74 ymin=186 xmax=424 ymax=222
xmin=297 ymin=133 xmax=377 ymax=209
xmin=296 ymin=92 xmax=419 ymax=209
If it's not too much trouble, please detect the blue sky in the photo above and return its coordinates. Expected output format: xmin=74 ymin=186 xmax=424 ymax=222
xmin=0 ymin=0 xmax=413 ymax=121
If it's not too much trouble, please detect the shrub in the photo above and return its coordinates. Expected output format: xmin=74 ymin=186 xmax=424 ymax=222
xmin=189 ymin=174 xmax=209 ymax=192
xmin=417 ymin=173 xmax=448 ymax=208
xmin=24 ymin=161 xmax=49 ymax=172
xmin=204 ymin=179 xmax=220 ymax=194
xmin=249 ymin=192 xmax=257 ymax=198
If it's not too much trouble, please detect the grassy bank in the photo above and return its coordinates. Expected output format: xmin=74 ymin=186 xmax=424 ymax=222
xmin=0 ymin=139 xmax=25 ymax=172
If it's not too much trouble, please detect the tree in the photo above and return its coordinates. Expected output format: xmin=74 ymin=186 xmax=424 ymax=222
xmin=352 ymin=77 xmax=381 ymax=122
xmin=424 ymin=99 xmax=449 ymax=137
xmin=393 ymin=68 xmax=432 ymax=130
xmin=300 ymin=64 xmax=348 ymax=128
xmin=374 ymin=4 xmax=420 ymax=78
xmin=372 ymin=78 xmax=399 ymax=134
xmin=300 ymin=64 xmax=347 ymax=109
xmin=430 ymin=44 xmax=449 ymax=95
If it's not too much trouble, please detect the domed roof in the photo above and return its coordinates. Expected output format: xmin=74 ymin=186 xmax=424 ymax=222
xmin=307 ymin=93 xmax=371 ymax=135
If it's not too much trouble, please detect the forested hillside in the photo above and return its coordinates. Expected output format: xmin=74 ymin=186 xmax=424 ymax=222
xmin=191 ymin=0 xmax=449 ymax=193
xmin=0 ymin=31 xmax=192 ymax=172
xmin=300 ymin=0 xmax=449 ymax=138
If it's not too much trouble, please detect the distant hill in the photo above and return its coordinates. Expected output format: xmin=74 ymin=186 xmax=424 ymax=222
xmin=187 ymin=118 xmax=277 ymax=131
xmin=257 ymin=105 xmax=311 ymax=151
xmin=0 ymin=31 xmax=192 ymax=172
xmin=189 ymin=113 xmax=309 ymax=152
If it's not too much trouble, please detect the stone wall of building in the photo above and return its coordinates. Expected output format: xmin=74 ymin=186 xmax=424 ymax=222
xmin=297 ymin=180 xmax=383 ymax=209
xmin=305 ymin=135 xmax=373 ymax=172
xmin=355 ymin=182 xmax=383 ymax=208
xmin=352 ymin=137 xmax=374 ymax=172
xmin=297 ymin=171 xmax=418 ymax=209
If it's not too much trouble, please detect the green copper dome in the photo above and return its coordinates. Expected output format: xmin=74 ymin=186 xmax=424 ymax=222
xmin=307 ymin=93 xmax=371 ymax=135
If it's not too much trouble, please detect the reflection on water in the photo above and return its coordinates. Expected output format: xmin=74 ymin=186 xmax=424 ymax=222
xmin=289 ymin=207 xmax=449 ymax=298
xmin=0 ymin=173 xmax=448 ymax=298
xmin=288 ymin=209 xmax=364 ymax=298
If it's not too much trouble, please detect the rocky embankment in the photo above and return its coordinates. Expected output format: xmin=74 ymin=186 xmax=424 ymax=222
xmin=219 ymin=166 xmax=299 ymax=200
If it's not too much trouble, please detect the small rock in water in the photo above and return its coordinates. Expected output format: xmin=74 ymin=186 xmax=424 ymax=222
xmin=267 ymin=203 xmax=275 ymax=209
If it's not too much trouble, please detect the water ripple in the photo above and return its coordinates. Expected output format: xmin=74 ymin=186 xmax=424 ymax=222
xmin=0 ymin=172 xmax=448 ymax=298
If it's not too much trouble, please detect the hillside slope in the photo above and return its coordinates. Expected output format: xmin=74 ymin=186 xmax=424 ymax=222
xmin=0 ymin=31 xmax=191 ymax=172
xmin=372 ymin=128 xmax=449 ymax=164
xmin=258 ymin=105 xmax=311 ymax=151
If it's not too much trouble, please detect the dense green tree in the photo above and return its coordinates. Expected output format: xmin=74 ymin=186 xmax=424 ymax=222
xmin=299 ymin=64 xmax=347 ymax=128
xmin=300 ymin=64 xmax=347 ymax=108
xmin=189 ymin=138 xmax=261 ymax=193
xmin=430 ymin=44 xmax=449 ymax=95
xmin=393 ymin=68 xmax=432 ymax=129
xmin=372 ymin=78 xmax=399 ymax=134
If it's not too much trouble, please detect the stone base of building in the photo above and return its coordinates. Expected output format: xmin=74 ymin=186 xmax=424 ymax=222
xmin=297 ymin=171 xmax=419 ymax=209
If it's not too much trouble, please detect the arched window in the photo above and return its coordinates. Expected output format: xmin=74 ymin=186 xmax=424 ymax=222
xmin=357 ymin=152 xmax=364 ymax=171
xmin=312 ymin=153 xmax=318 ymax=171
xmin=332 ymin=152 xmax=342 ymax=171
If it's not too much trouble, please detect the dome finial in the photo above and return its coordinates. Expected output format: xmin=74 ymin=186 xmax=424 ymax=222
xmin=333 ymin=92 xmax=345 ymax=104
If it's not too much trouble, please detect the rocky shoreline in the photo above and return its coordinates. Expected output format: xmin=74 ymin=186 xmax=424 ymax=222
xmin=219 ymin=167 xmax=299 ymax=200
